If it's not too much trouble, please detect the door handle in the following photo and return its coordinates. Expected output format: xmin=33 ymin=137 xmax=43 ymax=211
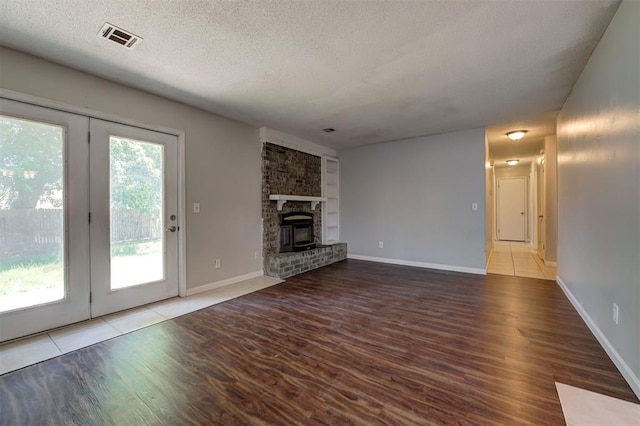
xmin=538 ymin=215 xmax=544 ymax=218
xmin=166 ymin=226 xmax=177 ymax=232
xmin=520 ymin=212 xmax=525 ymax=215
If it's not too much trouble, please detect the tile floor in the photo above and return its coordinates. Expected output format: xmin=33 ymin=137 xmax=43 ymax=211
xmin=0 ymin=275 xmax=283 ymax=376
xmin=556 ymin=382 xmax=640 ymax=426
xmin=487 ymin=241 xmax=556 ymax=280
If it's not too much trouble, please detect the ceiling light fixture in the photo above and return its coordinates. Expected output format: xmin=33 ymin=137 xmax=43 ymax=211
xmin=506 ymin=130 xmax=527 ymax=141
xmin=322 ymin=128 xmax=335 ymax=133
xmin=506 ymin=159 xmax=520 ymax=166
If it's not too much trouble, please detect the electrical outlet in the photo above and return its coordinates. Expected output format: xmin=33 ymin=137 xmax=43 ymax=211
xmin=472 ymin=202 xmax=478 ymax=211
xmin=254 ymin=251 xmax=260 ymax=259
xmin=193 ymin=202 xmax=200 ymax=214
xmin=378 ymin=241 xmax=384 ymax=249
xmin=215 ymin=259 xmax=221 ymax=269
xmin=613 ymin=303 xmax=620 ymax=325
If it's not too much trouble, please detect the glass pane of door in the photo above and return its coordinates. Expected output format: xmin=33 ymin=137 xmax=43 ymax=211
xmin=0 ymin=115 xmax=65 ymax=312
xmin=109 ymin=137 xmax=164 ymax=289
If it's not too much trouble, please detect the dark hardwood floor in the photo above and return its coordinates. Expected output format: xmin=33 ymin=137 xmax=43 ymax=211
xmin=1 ymin=259 xmax=637 ymax=425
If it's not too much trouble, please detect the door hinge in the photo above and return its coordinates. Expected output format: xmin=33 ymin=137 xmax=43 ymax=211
xmin=88 ymin=212 xmax=92 ymax=223
xmin=89 ymin=292 xmax=92 ymax=303
xmin=88 ymin=132 xmax=91 ymax=144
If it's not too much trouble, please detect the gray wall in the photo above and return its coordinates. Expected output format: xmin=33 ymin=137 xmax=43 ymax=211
xmin=557 ymin=0 xmax=639 ymax=395
xmin=0 ymin=47 xmax=263 ymax=291
xmin=339 ymin=128 xmax=486 ymax=271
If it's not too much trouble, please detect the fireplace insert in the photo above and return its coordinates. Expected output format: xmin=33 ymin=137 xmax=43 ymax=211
xmin=280 ymin=211 xmax=315 ymax=252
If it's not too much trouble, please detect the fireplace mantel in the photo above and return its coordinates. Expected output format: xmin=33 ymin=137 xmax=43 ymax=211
xmin=269 ymin=194 xmax=327 ymax=211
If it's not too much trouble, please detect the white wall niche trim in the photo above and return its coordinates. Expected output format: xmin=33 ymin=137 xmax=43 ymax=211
xmin=347 ymin=254 xmax=487 ymax=275
xmin=269 ymin=194 xmax=327 ymax=211
xmin=185 ymin=270 xmax=264 ymax=296
xmin=556 ymin=276 xmax=640 ymax=399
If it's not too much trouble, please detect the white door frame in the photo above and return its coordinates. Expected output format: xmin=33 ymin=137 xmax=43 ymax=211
xmin=531 ymin=166 xmax=538 ymax=249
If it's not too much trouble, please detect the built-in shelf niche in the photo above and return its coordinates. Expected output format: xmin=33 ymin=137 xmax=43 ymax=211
xmin=322 ymin=157 xmax=340 ymax=244
xmin=269 ymin=194 xmax=327 ymax=211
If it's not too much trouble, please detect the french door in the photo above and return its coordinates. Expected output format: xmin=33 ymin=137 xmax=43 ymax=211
xmin=89 ymin=119 xmax=178 ymax=317
xmin=0 ymin=99 xmax=179 ymax=342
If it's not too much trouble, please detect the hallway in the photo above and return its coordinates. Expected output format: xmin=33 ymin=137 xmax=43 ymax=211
xmin=487 ymin=241 xmax=556 ymax=280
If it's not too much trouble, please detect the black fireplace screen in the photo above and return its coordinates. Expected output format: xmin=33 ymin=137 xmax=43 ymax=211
xmin=280 ymin=212 xmax=315 ymax=252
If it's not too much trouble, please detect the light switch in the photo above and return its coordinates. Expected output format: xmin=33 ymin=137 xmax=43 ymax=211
xmin=472 ymin=202 xmax=478 ymax=211
xmin=193 ymin=202 xmax=200 ymax=214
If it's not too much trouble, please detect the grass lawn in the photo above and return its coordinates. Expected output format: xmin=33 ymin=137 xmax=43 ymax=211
xmin=0 ymin=257 xmax=64 ymax=312
xmin=0 ymin=239 xmax=162 ymax=312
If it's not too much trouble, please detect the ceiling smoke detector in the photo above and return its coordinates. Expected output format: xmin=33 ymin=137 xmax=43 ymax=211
xmin=99 ymin=23 xmax=143 ymax=50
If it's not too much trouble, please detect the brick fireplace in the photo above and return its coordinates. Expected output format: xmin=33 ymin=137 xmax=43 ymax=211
xmin=262 ymin=142 xmax=346 ymax=278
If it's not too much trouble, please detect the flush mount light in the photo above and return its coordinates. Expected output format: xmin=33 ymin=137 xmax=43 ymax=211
xmin=506 ymin=130 xmax=527 ymax=141
xmin=322 ymin=128 xmax=336 ymax=133
xmin=506 ymin=159 xmax=520 ymax=166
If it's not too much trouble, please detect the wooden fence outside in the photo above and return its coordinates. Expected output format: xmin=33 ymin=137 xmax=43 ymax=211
xmin=0 ymin=208 xmax=161 ymax=255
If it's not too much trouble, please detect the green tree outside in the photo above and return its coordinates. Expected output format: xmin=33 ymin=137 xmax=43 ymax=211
xmin=109 ymin=136 xmax=163 ymax=217
xmin=0 ymin=116 xmax=63 ymax=210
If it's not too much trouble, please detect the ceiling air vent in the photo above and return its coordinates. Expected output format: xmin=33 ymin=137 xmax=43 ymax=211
xmin=99 ymin=23 xmax=142 ymax=50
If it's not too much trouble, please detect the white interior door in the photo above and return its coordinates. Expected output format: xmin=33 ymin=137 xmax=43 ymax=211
xmin=89 ymin=119 xmax=179 ymax=317
xmin=537 ymin=162 xmax=546 ymax=258
xmin=0 ymin=99 xmax=90 ymax=342
xmin=497 ymin=176 xmax=527 ymax=241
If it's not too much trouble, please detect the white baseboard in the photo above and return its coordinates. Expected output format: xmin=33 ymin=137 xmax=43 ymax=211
xmin=347 ymin=254 xmax=486 ymax=275
xmin=556 ymin=276 xmax=640 ymax=399
xmin=185 ymin=270 xmax=264 ymax=296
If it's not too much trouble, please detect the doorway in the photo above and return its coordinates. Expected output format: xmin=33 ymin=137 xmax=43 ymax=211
xmin=497 ymin=176 xmax=527 ymax=241
xmin=0 ymin=99 xmax=180 ymax=342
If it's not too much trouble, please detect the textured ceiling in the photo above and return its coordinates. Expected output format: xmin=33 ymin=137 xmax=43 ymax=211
xmin=0 ymin=0 xmax=620 ymax=150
